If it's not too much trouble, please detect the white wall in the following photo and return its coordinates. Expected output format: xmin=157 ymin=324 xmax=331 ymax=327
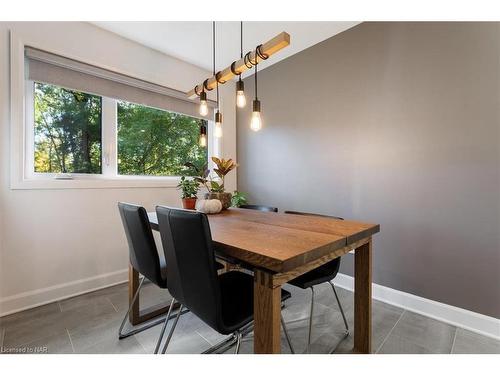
xmin=0 ymin=22 xmax=237 ymax=316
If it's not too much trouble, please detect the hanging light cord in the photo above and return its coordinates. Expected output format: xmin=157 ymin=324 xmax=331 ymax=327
xmin=212 ymin=22 xmax=215 ymax=77
xmin=238 ymin=21 xmax=243 ymax=82
xmin=240 ymin=21 xmax=243 ymax=59
xmin=254 ymin=61 xmax=258 ymax=100
xmin=212 ymin=21 xmax=220 ymax=110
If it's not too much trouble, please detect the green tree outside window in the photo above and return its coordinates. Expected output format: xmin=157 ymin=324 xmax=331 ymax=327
xmin=34 ymin=82 xmax=102 ymax=173
xmin=33 ymin=82 xmax=207 ymax=176
xmin=117 ymin=101 xmax=207 ymax=176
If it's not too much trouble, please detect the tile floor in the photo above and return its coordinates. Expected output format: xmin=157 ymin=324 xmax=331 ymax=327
xmin=0 ymin=281 xmax=498 ymax=354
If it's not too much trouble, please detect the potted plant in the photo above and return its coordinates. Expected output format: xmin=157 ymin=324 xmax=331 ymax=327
xmin=231 ymin=191 xmax=248 ymax=207
xmin=176 ymin=176 xmax=199 ymax=210
xmin=184 ymin=158 xmax=238 ymax=210
xmin=205 ymin=157 xmax=238 ymax=209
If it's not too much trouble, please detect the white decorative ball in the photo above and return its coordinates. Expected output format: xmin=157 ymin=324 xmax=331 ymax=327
xmin=195 ymin=199 xmax=223 ymax=214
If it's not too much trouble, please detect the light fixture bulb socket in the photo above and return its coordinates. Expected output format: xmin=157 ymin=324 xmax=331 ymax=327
xmin=236 ymin=79 xmax=244 ymax=92
xmin=252 ymin=99 xmax=261 ymax=112
xmin=215 ymin=111 xmax=223 ymax=124
xmin=200 ymin=124 xmax=207 ymax=135
xmin=200 ymin=91 xmax=207 ymax=101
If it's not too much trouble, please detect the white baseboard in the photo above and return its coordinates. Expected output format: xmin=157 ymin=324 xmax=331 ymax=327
xmin=333 ymin=273 xmax=500 ymax=340
xmin=0 ymin=269 xmax=128 ymax=317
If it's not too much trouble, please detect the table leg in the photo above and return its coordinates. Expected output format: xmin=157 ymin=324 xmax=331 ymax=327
xmin=354 ymin=240 xmax=372 ymax=353
xmin=129 ymin=265 xmax=140 ymax=325
xmin=254 ymin=269 xmax=281 ymax=354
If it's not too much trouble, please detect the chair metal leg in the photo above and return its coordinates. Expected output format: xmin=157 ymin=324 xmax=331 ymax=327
xmin=281 ymin=313 xmax=295 ymax=354
xmin=327 ymin=281 xmax=350 ymax=354
xmin=241 ymin=321 xmax=254 ymax=335
xmin=154 ymin=298 xmax=176 ymax=354
xmin=118 ymin=276 xmax=144 ymax=339
xmin=234 ymin=332 xmax=242 ymax=354
xmin=307 ymin=286 xmax=315 ymax=354
xmin=161 ymin=304 xmax=184 ymax=354
xmin=329 ymin=281 xmax=349 ymax=332
xmin=119 ymin=277 xmax=166 ymax=339
xmin=201 ymin=334 xmax=239 ymax=354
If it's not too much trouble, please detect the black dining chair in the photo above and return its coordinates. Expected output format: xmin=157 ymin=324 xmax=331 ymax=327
xmin=239 ymin=204 xmax=278 ymax=212
xmin=117 ymin=202 xmax=178 ymax=350
xmin=281 ymin=210 xmax=349 ymax=354
xmin=155 ymin=206 xmax=295 ymax=354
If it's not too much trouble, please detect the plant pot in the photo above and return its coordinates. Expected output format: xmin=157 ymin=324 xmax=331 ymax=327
xmin=205 ymin=192 xmax=232 ymax=210
xmin=181 ymin=197 xmax=197 ymax=210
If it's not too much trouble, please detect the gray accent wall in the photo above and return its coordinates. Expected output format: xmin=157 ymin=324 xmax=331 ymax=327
xmin=236 ymin=22 xmax=500 ymax=318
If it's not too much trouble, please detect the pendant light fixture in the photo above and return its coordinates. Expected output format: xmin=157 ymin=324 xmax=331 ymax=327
xmin=188 ymin=31 xmax=290 ymax=99
xmin=250 ymin=53 xmax=262 ymax=131
xmin=198 ymin=29 xmax=209 ymax=117
xmin=199 ymin=120 xmax=207 ymax=147
xmin=191 ymin=27 xmax=289 ymax=136
xmin=213 ymin=21 xmax=223 ymax=138
xmin=235 ymin=21 xmax=246 ymax=108
xmin=199 ymin=90 xmax=208 ymax=116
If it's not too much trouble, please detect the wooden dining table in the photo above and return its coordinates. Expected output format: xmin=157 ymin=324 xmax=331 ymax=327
xmin=128 ymin=207 xmax=379 ymax=354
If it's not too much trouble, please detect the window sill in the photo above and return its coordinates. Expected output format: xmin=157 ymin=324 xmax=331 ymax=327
xmin=10 ymin=176 xmax=183 ymax=190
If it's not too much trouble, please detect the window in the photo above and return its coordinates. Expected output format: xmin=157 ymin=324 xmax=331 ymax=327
xmin=117 ymin=101 xmax=208 ymax=176
xmin=34 ymin=82 xmax=102 ymax=174
xmin=13 ymin=45 xmax=218 ymax=189
xmin=26 ymin=81 xmax=211 ymax=180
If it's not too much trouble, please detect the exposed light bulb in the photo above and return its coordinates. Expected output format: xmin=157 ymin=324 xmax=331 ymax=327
xmin=199 ymin=123 xmax=207 ymax=147
xmin=200 ymin=101 xmax=208 ymax=116
xmin=236 ymin=91 xmax=247 ymax=108
xmin=236 ymin=80 xmax=246 ymax=108
xmin=215 ymin=122 xmax=223 ymax=138
xmin=199 ymin=91 xmax=208 ymax=116
xmin=250 ymin=111 xmax=262 ymax=132
xmin=250 ymin=99 xmax=262 ymax=132
xmin=215 ymin=111 xmax=223 ymax=138
xmin=199 ymin=134 xmax=207 ymax=147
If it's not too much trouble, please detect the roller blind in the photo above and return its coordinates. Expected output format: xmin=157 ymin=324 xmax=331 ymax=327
xmin=25 ymin=47 xmax=215 ymax=119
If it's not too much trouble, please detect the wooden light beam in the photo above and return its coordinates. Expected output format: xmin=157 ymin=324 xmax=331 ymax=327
xmin=187 ymin=31 xmax=290 ymax=99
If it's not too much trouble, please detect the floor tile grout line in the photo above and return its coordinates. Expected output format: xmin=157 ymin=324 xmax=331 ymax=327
xmin=195 ymin=330 xmax=216 ymax=347
xmin=375 ymin=309 xmax=406 ymax=354
xmin=135 ymin=335 xmax=149 ymax=354
xmin=107 ymin=297 xmax=119 ymax=313
xmin=450 ymin=327 xmax=458 ymax=354
xmin=315 ymin=300 xmax=348 ymax=312
xmin=66 ymin=328 xmax=76 ymax=353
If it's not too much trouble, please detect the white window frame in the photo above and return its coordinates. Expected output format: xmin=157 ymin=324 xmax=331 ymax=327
xmin=10 ymin=32 xmax=221 ymax=190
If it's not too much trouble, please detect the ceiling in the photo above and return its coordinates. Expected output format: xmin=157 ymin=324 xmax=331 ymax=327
xmin=92 ymin=22 xmax=360 ymax=76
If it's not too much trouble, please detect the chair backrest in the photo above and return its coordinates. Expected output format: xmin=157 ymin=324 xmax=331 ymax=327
xmin=155 ymin=206 xmax=222 ymax=331
xmin=284 ymin=210 xmax=344 ymax=221
xmin=240 ymin=204 xmax=278 ymax=213
xmin=118 ymin=202 xmax=164 ymax=286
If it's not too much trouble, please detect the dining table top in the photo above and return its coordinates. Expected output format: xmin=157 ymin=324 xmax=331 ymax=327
xmin=148 ymin=208 xmax=379 ymax=273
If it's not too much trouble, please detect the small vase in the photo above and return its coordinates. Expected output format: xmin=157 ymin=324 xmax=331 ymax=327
xmin=181 ymin=197 xmax=197 ymax=210
xmin=205 ymin=192 xmax=232 ymax=210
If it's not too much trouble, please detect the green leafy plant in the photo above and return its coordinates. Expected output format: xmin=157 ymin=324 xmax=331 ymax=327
xmin=231 ymin=191 xmax=248 ymax=207
xmin=184 ymin=162 xmax=210 ymax=191
xmin=184 ymin=158 xmax=237 ymax=194
xmin=211 ymin=157 xmax=238 ymax=193
xmin=176 ymin=176 xmax=199 ymax=199
xmin=210 ymin=181 xmax=224 ymax=193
